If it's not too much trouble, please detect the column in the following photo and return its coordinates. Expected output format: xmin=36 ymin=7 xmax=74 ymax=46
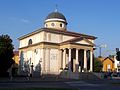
xmin=84 ymin=49 xmax=87 ymax=71
xmin=63 ymin=49 xmax=66 ymax=69
xmin=68 ymin=48 xmax=71 ymax=71
xmin=76 ymin=49 xmax=79 ymax=72
xmin=90 ymin=50 xmax=93 ymax=72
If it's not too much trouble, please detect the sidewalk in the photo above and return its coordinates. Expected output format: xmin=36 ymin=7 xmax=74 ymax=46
xmin=1 ymin=76 xmax=120 ymax=83
xmin=0 ymin=76 xmax=78 ymax=83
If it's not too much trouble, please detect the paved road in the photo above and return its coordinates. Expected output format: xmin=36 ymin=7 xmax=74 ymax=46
xmin=0 ymin=77 xmax=120 ymax=90
xmin=0 ymin=77 xmax=75 ymax=89
xmin=65 ymin=80 xmax=120 ymax=90
xmin=0 ymin=81 xmax=73 ymax=89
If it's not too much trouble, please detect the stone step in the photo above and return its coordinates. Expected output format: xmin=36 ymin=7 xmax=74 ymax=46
xmin=79 ymin=72 xmax=100 ymax=80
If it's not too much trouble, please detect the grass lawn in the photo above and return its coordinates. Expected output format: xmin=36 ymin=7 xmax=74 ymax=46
xmin=0 ymin=88 xmax=78 ymax=90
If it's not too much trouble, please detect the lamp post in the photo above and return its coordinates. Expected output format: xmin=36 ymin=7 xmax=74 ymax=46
xmin=97 ymin=44 xmax=107 ymax=57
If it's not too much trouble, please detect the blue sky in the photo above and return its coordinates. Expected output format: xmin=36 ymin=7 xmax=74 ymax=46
xmin=0 ymin=0 xmax=120 ymax=57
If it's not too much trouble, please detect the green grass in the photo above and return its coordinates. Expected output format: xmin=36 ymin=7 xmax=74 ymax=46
xmin=0 ymin=88 xmax=78 ymax=90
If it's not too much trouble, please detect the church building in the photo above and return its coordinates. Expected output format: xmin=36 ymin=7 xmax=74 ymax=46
xmin=18 ymin=10 xmax=96 ymax=76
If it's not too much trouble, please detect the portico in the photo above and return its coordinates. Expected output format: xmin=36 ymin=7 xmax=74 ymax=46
xmin=59 ymin=43 xmax=94 ymax=73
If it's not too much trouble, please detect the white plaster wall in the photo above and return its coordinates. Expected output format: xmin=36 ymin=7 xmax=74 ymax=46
xmin=45 ymin=49 xmax=50 ymax=72
xmin=20 ymin=49 xmax=42 ymax=72
xmin=19 ymin=39 xmax=27 ymax=48
xmin=34 ymin=49 xmax=39 ymax=66
xmin=44 ymin=33 xmax=75 ymax=43
xmin=26 ymin=50 xmax=33 ymax=63
xmin=32 ymin=33 xmax=43 ymax=44
xmin=23 ymin=52 xmax=27 ymax=62
xmin=19 ymin=32 xmax=76 ymax=48
xmin=39 ymin=49 xmax=43 ymax=71
xmin=63 ymin=35 xmax=74 ymax=42
xmin=50 ymin=49 xmax=58 ymax=73
xmin=50 ymin=33 xmax=59 ymax=43
xmin=19 ymin=32 xmax=44 ymax=48
xmin=34 ymin=49 xmax=42 ymax=71
xmin=23 ymin=50 xmax=40 ymax=71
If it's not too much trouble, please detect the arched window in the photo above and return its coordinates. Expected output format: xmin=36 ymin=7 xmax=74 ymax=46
xmin=28 ymin=39 xmax=32 ymax=45
xmin=60 ymin=23 xmax=64 ymax=28
xmin=60 ymin=23 xmax=63 ymax=27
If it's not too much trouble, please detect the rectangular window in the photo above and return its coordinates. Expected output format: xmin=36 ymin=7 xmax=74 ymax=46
xmin=107 ymin=64 xmax=110 ymax=69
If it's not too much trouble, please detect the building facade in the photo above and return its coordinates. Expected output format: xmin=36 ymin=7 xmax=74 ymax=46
xmin=18 ymin=10 xmax=96 ymax=75
xmin=102 ymin=57 xmax=115 ymax=72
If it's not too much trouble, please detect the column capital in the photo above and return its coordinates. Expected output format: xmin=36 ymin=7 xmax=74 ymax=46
xmin=75 ymin=48 xmax=79 ymax=50
xmin=90 ymin=49 xmax=94 ymax=52
xmin=68 ymin=48 xmax=72 ymax=50
xmin=62 ymin=48 xmax=66 ymax=50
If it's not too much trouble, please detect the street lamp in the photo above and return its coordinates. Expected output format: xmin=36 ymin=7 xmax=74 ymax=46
xmin=97 ymin=44 xmax=107 ymax=57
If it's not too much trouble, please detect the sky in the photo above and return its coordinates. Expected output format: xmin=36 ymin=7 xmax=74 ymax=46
xmin=0 ymin=0 xmax=120 ymax=57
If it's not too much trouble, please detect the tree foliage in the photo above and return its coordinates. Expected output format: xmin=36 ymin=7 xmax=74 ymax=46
xmin=0 ymin=34 xmax=15 ymax=76
xmin=93 ymin=58 xmax=103 ymax=72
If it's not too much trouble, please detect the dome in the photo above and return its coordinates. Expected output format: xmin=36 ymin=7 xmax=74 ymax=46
xmin=45 ymin=11 xmax=67 ymax=23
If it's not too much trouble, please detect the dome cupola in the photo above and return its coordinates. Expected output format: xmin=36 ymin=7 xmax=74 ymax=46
xmin=44 ymin=10 xmax=67 ymax=31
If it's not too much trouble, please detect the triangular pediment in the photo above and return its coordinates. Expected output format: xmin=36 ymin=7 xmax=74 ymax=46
xmin=75 ymin=39 xmax=93 ymax=45
xmin=71 ymin=37 xmax=94 ymax=46
xmin=75 ymin=40 xmax=91 ymax=45
xmin=61 ymin=37 xmax=95 ymax=46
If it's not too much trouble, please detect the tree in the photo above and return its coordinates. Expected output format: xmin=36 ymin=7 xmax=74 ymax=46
xmin=116 ymin=51 xmax=120 ymax=61
xmin=0 ymin=34 xmax=15 ymax=77
xmin=93 ymin=58 xmax=103 ymax=72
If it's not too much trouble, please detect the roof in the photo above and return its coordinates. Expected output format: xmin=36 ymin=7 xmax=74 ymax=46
xmin=45 ymin=11 xmax=67 ymax=22
xmin=61 ymin=37 xmax=95 ymax=46
xmin=18 ymin=28 xmax=97 ymax=40
xmin=102 ymin=57 xmax=114 ymax=63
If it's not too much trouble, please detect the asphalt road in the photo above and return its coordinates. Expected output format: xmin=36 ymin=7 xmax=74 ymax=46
xmin=0 ymin=77 xmax=120 ymax=90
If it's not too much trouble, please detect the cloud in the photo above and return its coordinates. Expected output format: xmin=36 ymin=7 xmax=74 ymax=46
xmin=20 ymin=19 xmax=30 ymax=23
xmin=9 ymin=17 xmax=30 ymax=24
